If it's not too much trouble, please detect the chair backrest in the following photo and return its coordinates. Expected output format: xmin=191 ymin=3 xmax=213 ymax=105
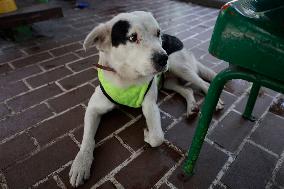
xmin=231 ymin=0 xmax=284 ymax=37
xmin=237 ymin=0 xmax=284 ymax=12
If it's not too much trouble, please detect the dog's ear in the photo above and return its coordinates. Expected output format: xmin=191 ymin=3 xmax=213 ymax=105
xmin=83 ymin=23 xmax=111 ymax=51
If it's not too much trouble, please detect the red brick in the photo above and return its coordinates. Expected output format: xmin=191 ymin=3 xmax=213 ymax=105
xmin=40 ymin=54 xmax=79 ymax=70
xmin=235 ymin=93 xmax=273 ymax=119
xmin=7 ymin=84 xmax=62 ymax=112
xmin=262 ymin=87 xmax=278 ymax=97
xmin=50 ymin=43 xmax=82 ymax=57
xmin=68 ymin=55 xmax=99 ymax=72
xmin=169 ymin=143 xmax=227 ymax=189
xmin=163 ymin=24 xmax=189 ymax=35
xmin=48 ymin=84 xmax=94 ymax=113
xmin=208 ymin=111 xmax=254 ymax=152
xmin=198 ymin=57 xmax=216 ymax=68
xmin=27 ymin=67 xmax=73 ymax=88
xmin=118 ymin=112 xmax=174 ymax=151
xmin=165 ymin=117 xmax=201 ymax=151
xmin=158 ymin=91 xmax=168 ymax=103
xmin=0 ymin=134 xmax=36 ymax=169
xmin=0 ymin=65 xmax=42 ymax=85
xmin=0 ymin=81 xmax=29 ymax=102
xmin=212 ymin=62 xmax=228 ymax=73
xmin=4 ymin=137 xmax=79 ymax=189
xmin=115 ymin=144 xmax=181 ymax=189
xmin=0 ymin=64 xmax=12 ymax=74
xmin=36 ymin=178 xmax=60 ymax=189
xmin=0 ymin=49 xmax=24 ymax=64
xmin=11 ymin=52 xmax=52 ymax=68
xmin=25 ymin=42 xmax=62 ymax=55
xmin=250 ymin=112 xmax=284 ymax=155
xmin=201 ymin=53 xmax=222 ymax=64
xmin=194 ymin=29 xmax=213 ymax=41
xmin=190 ymin=47 xmax=207 ymax=60
xmin=24 ymin=35 xmax=84 ymax=55
xmin=97 ymin=181 xmax=116 ymax=189
xmin=59 ymin=137 xmax=131 ymax=188
xmin=91 ymin=79 xmax=100 ymax=87
xmin=0 ymin=104 xmax=53 ymax=141
xmin=173 ymin=13 xmax=196 ymax=23
xmin=221 ymin=143 xmax=276 ymax=189
xmin=160 ymin=94 xmax=187 ymax=118
xmin=175 ymin=30 xmax=196 ymax=40
xmin=58 ymin=68 xmax=97 ymax=90
xmin=225 ymin=79 xmax=250 ymax=96
xmin=71 ymin=19 xmax=95 ymax=28
xmin=75 ymin=47 xmax=99 ymax=58
xmin=119 ymin=106 xmax=142 ymax=117
xmin=0 ymin=103 xmax=10 ymax=118
xmin=183 ymin=38 xmax=202 ymax=49
xmin=196 ymin=39 xmax=210 ymax=50
xmin=30 ymin=106 xmax=85 ymax=145
xmin=73 ymin=109 xmax=131 ymax=143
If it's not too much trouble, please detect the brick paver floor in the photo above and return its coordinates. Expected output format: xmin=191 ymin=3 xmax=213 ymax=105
xmin=0 ymin=0 xmax=284 ymax=188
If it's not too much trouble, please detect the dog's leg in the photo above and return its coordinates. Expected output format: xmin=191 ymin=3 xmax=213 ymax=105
xmin=163 ymin=78 xmax=199 ymax=117
xmin=191 ymin=71 xmax=224 ymax=110
xmin=175 ymin=68 xmax=224 ymax=111
xmin=142 ymin=80 xmax=164 ymax=147
xmin=69 ymin=86 xmax=115 ymax=187
xmin=198 ymin=63 xmax=217 ymax=82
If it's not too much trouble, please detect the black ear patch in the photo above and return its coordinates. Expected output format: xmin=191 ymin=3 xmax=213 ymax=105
xmin=161 ymin=34 xmax=184 ymax=55
xmin=111 ymin=20 xmax=130 ymax=47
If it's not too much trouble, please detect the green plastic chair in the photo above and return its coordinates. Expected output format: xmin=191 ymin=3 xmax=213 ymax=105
xmin=182 ymin=0 xmax=284 ymax=177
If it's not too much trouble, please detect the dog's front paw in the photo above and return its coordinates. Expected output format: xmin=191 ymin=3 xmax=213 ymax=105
xmin=69 ymin=151 xmax=93 ymax=188
xmin=144 ymin=129 xmax=164 ymax=147
xmin=216 ymin=99 xmax=224 ymax=111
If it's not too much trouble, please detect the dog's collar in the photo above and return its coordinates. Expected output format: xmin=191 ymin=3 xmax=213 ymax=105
xmin=93 ymin=63 xmax=116 ymax=73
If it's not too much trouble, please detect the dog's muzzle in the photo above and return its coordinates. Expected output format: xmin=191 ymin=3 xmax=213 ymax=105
xmin=152 ymin=52 xmax=168 ymax=72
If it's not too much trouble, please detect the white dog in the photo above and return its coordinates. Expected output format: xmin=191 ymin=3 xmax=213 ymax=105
xmin=69 ymin=11 xmax=224 ymax=187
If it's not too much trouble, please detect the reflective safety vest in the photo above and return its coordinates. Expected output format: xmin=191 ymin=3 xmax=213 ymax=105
xmin=98 ymin=69 xmax=162 ymax=108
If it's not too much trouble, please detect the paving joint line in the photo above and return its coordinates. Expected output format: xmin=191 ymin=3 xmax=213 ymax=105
xmin=154 ymin=157 xmax=184 ymax=188
xmin=53 ymin=174 xmax=66 ymax=189
xmin=90 ymin=148 xmax=145 ymax=189
xmin=246 ymin=139 xmax=279 ymax=159
xmin=114 ymin=135 xmax=135 ymax=154
xmin=211 ymin=93 xmax=278 ymax=187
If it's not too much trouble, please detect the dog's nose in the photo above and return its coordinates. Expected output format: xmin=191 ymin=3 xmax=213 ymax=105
xmin=152 ymin=52 xmax=168 ymax=68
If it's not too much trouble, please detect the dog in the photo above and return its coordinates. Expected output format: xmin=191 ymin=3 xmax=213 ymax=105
xmin=69 ymin=11 xmax=224 ymax=187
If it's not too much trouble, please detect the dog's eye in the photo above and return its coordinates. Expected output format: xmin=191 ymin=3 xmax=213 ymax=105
xmin=129 ymin=33 xmax=138 ymax=42
xmin=157 ymin=29 xmax=161 ymax=37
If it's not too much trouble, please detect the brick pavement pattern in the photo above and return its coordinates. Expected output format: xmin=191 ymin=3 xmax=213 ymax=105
xmin=0 ymin=0 xmax=284 ymax=188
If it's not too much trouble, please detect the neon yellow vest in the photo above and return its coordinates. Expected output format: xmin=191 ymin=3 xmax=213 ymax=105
xmin=98 ymin=69 xmax=160 ymax=108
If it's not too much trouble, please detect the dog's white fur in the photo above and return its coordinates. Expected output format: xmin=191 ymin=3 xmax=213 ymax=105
xmin=69 ymin=11 xmax=224 ymax=187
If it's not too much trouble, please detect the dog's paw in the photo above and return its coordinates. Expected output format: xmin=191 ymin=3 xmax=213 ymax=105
xmin=144 ymin=129 xmax=164 ymax=147
xmin=216 ymin=99 xmax=224 ymax=111
xmin=69 ymin=151 xmax=93 ymax=188
xmin=187 ymin=102 xmax=199 ymax=117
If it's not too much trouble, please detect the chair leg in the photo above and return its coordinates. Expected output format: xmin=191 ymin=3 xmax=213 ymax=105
xmin=182 ymin=65 xmax=284 ymax=179
xmin=182 ymin=68 xmax=233 ymax=177
xmin=242 ymin=83 xmax=261 ymax=121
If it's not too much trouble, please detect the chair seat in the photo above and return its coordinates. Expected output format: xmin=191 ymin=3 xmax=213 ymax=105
xmin=209 ymin=0 xmax=284 ymax=82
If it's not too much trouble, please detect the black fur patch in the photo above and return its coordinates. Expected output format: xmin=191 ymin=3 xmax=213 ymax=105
xmin=161 ymin=34 xmax=183 ymax=55
xmin=111 ymin=20 xmax=130 ymax=47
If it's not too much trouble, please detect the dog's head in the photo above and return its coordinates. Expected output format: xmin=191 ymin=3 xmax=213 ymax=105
xmin=84 ymin=11 xmax=168 ymax=79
